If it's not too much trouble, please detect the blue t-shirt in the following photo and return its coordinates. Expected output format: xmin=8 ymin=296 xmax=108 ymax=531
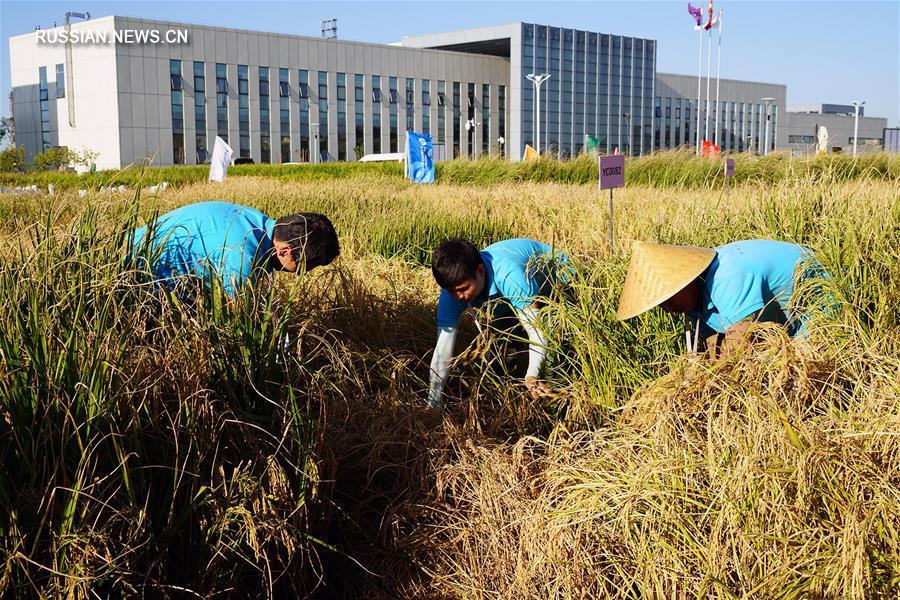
xmin=692 ymin=239 xmax=813 ymax=336
xmin=436 ymin=238 xmax=570 ymax=328
xmin=132 ymin=201 xmax=276 ymax=296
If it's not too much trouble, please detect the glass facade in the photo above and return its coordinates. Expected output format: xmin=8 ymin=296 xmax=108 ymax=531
xmin=318 ymin=71 xmax=328 ymax=159
xmin=280 ymin=68 xmax=290 ymax=162
xmin=452 ymin=82 xmax=461 ymax=158
xmin=194 ymin=61 xmax=207 ymax=163
xmin=170 ymin=60 xmax=185 ymax=164
xmin=237 ymin=65 xmax=250 ymax=158
xmin=437 ymin=81 xmax=445 ymax=144
xmin=337 ymin=73 xmax=347 ymax=160
xmin=39 ymin=66 xmax=50 ymax=152
xmin=498 ymin=85 xmax=506 ymax=156
xmin=372 ymin=75 xmax=382 ymax=153
xmin=215 ymin=63 xmax=228 ymax=142
xmin=298 ymin=69 xmax=309 ymax=162
xmin=481 ymin=84 xmax=490 ymax=155
xmin=259 ymin=67 xmax=270 ymax=163
xmin=466 ymin=82 xmax=475 ymax=157
xmin=55 ymin=63 xmax=65 ymax=98
xmin=389 ymin=76 xmax=398 ymax=152
xmin=354 ymin=74 xmax=364 ymax=159
xmin=520 ymin=23 xmax=655 ymax=156
xmin=421 ymin=79 xmax=430 ymax=135
xmin=405 ymin=77 xmax=414 ymax=132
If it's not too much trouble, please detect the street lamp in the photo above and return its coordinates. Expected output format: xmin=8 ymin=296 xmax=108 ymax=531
xmin=851 ymin=100 xmax=865 ymax=156
xmin=497 ymin=135 xmax=505 ymax=157
xmin=525 ymin=73 xmax=551 ymax=156
xmin=761 ymin=97 xmax=775 ymax=156
xmin=465 ymin=118 xmax=477 ymax=159
xmin=623 ymin=112 xmax=632 ymax=155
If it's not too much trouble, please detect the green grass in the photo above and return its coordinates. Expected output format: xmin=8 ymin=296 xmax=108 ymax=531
xmin=1 ymin=150 xmax=896 ymax=191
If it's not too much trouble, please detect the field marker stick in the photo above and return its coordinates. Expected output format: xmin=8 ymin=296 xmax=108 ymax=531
xmin=608 ymin=188 xmax=614 ymax=249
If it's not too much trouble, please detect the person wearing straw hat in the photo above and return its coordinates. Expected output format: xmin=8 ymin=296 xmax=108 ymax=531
xmin=616 ymin=239 xmax=821 ymax=355
xmin=426 ymin=237 xmax=571 ymax=409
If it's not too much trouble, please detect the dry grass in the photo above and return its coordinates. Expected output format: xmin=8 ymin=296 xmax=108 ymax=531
xmin=0 ymin=166 xmax=898 ymax=597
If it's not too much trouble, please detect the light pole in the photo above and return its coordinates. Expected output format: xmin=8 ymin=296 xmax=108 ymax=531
xmin=465 ymin=119 xmax=477 ymax=159
xmin=525 ymin=73 xmax=551 ymax=156
xmin=762 ymin=97 xmax=775 ymax=156
xmin=852 ymin=100 xmax=865 ymax=156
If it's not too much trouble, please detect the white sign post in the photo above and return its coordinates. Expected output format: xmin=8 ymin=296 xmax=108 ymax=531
xmin=209 ymin=136 xmax=234 ymax=182
xmin=599 ymin=154 xmax=625 ymax=250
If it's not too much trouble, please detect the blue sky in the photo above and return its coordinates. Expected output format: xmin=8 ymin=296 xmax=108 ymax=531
xmin=1 ymin=0 xmax=898 ymax=124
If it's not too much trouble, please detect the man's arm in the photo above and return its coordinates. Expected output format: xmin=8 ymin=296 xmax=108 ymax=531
xmin=517 ymin=304 xmax=553 ymax=400
xmin=427 ymin=327 xmax=458 ymax=409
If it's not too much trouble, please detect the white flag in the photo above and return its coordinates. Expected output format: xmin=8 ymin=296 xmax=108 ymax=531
xmin=208 ymin=136 xmax=234 ymax=182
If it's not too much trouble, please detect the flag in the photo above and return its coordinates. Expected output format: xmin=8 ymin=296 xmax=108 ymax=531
xmin=688 ymin=2 xmax=703 ymax=26
xmin=704 ymin=0 xmax=715 ymax=30
xmin=208 ymin=136 xmax=233 ymax=182
xmin=523 ymin=145 xmax=539 ymax=161
xmin=405 ymin=131 xmax=434 ymax=183
xmin=585 ymin=135 xmax=600 ymax=156
xmin=702 ymin=140 xmax=721 ymax=157
xmin=614 ymin=146 xmax=620 ymax=155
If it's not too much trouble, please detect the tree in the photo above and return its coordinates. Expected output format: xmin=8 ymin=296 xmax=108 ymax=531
xmin=0 ymin=145 xmax=25 ymax=172
xmin=0 ymin=117 xmax=13 ymax=147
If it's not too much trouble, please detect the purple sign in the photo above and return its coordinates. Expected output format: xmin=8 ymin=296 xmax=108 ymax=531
xmin=725 ymin=158 xmax=735 ymax=178
xmin=599 ymin=155 xmax=625 ymax=190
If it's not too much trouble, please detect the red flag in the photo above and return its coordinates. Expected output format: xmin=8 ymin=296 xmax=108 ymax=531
xmin=704 ymin=0 xmax=715 ymax=30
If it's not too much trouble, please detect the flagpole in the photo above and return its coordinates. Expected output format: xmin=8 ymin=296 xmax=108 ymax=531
xmin=714 ymin=10 xmax=723 ymax=147
xmin=704 ymin=26 xmax=712 ymax=147
xmin=695 ymin=26 xmax=703 ymax=155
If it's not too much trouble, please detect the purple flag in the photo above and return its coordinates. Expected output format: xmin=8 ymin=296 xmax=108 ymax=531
xmin=688 ymin=2 xmax=703 ymax=26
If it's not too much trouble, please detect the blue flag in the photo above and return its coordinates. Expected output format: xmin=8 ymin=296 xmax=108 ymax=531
xmin=405 ymin=131 xmax=435 ymax=183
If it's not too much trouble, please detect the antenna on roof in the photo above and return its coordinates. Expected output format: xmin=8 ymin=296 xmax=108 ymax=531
xmin=321 ymin=18 xmax=337 ymax=39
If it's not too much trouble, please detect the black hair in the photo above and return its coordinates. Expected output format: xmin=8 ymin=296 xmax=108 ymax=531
xmin=431 ymin=238 xmax=483 ymax=289
xmin=273 ymin=212 xmax=340 ymax=269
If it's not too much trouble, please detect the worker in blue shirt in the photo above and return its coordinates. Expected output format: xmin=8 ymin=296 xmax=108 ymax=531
xmin=131 ymin=201 xmax=339 ymax=296
xmin=427 ymin=237 xmax=570 ymax=409
xmin=616 ymin=239 xmax=824 ymax=355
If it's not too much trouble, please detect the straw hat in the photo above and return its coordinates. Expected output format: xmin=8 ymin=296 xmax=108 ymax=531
xmin=616 ymin=242 xmax=716 ymax=320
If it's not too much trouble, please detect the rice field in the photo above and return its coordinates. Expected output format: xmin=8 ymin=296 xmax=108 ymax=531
xmin=1 ymin=153 xmax=898 ymax=598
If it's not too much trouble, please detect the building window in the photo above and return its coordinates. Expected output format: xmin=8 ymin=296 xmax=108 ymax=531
xmin=848 ymin=137 xmax=881 ymax=147
xmin=405 ymin=78 xmax=414 ymax=132
xmin=194 ymin=62 xmax=207 ymax=163
xmin=39 ymin=66 xmax=50 ymax=152
xmin=318 ymin=71 xmax=329 ymax=160
xmin=389 ymin=77 xmax=398 ymax=152
xmin=421 ymin=79 xmax=430 ymax=135
xmin=298 ymin=82 xmax=309 ymax=99
xmin=372 ymin=75 xmax=382 ymax=154
xmin=259 ymin=66 xmax=270 ymax=163
xmin=498 ymin=85 xmax=506 ymax=156
xmin=437 ymin=81 xmax=446 ymax=144
xmin=453 ymin=82 xmax=461 ymax=158
xmin=170 ymin=60 xmax=184 ymax=164
xmin=55 ymin=63 xmax=65 ymax=98
xmin=299 ymin=70 xmax=309 ymax=162
xmin=216 ymin=63 xmax=228 ymax=142
xmin=788 ymin=135 xmax=815 ymax=144
xmin=467 ymin=82 xmax=475 ymax=158
xmin=238 ymin=65 xmax=250 ymax=158
xmin=337 ymin=72 xmax=347 ymax=160
xmin=354 ymin=74 xmax=364 ymax=159
xmin=482 ymin=84 xmax=490 ymax=155
xmin=280 ymin=68 xmax=291 ymax=162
